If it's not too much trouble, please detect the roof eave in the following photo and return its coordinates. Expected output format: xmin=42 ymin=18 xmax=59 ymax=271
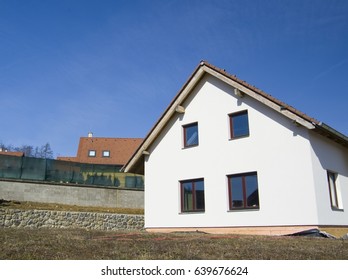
xmin=314 ymin=122 xmax=348 ymax=148
xmin=122 ymin=62 xmax=207 ymax=173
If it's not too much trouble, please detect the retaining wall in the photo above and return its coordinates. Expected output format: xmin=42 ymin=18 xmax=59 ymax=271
xmin=0 ymin=208 xmax=144 ymax=231
xmin=0 ymin=179 xmax=143 ymax=209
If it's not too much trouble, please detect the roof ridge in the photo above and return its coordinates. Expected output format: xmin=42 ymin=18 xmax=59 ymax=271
xmin=80 ymin=137 xmax=143 ymax=140
xmin=201 ymin=60 xmax=320 ymax=125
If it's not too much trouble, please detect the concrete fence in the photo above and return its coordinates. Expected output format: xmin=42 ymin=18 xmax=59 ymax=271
xmin=0 ymin=208 xmax=144 ymax=231
xmin=0 ymin=179 xmax=144 ymax=209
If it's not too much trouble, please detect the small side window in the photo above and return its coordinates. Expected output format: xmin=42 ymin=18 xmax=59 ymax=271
xmin=327 ymin=171 xmax=341 ymax=210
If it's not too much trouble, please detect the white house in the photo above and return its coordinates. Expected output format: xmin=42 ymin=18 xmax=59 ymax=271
xmin=123 ymin=61 xmax=348 ymax=235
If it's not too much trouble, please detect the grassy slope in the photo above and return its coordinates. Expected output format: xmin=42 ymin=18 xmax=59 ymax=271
xmin=1 ymin=227 xmax=347 ymax=260
xmin=1 ymin=200 xmax=348 ymax=260
xmin=0 ymin=199 xmax=144 ymax=215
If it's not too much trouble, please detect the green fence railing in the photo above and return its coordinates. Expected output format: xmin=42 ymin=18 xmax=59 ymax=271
xmin=0 ymin=154 xmax=144 ymax=189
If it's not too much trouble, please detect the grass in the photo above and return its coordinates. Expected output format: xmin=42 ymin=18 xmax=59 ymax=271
xmin=0 ymin=199 xmax=144 ymax=215
xmin=1 ymin=200 xmax=348 ymax=260
xmin=1 ymin=227 xmax=348 ymax=260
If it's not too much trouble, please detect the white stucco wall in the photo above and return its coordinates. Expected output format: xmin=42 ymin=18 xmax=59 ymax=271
xmin=144 ymin=74 xmax=346 ymax=229
xmin=309 ymin=131 xmax=348 ymax=225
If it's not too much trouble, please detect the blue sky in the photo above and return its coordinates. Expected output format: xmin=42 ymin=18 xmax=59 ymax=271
xmin=1 ymin=0 xmax=347 ymax=157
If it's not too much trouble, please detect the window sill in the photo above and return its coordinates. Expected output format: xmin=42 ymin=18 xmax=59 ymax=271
xmin=331 ymin=207 xmax=344 ymax=212
xmin=182 ymin=144 xmax=199 ymax=149
xmin=179 ymin=211 xmax=205 ymax=214
xmin=229 ymin=134 xmax=250 ymax=141
xmin=228 ymin=208 xmax=259 ymax=212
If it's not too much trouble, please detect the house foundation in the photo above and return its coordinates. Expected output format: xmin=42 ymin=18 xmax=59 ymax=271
xmin=145 ymin=226 xmax=348 ymax=236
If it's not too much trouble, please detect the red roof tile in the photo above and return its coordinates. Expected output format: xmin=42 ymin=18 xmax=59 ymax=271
xmin=57 ymin=137 xmax=143 ymax=165
xmin=0 ymin=151 xmax=24 ymax=157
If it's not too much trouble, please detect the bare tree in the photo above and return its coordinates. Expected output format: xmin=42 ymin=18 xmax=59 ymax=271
xmin=37 ymin=143 xmax=53 ymax=159
xmin=14 ymin=145 xmax=34 ymax=157
xmin=0 ymin=142 xmax=54 ymax=159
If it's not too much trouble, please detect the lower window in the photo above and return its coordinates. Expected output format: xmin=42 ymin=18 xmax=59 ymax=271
xmin=180 ymin=178 xmax=205 ymax=212
xmin=228 ymin=172 xmax=259 ymax=210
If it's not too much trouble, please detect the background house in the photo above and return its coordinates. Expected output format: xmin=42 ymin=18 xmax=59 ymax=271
xmin=124 ymin=61 xmax=348 ymax=235
xmin=1 ymin=134 xmax=145 ymax=209
xmin=0 ymin=149 xmax=24 ymax=157
xmin=58 ymin=133 xmax=143 ymax=168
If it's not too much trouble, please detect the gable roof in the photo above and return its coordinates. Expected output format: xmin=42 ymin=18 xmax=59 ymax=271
xmin=123 ymin=61 xmax=348 ymax=173
xmin=58 ymin=137 xmax=143 ymax=166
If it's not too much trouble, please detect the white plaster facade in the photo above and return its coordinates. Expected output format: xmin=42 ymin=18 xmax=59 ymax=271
xmin=124 ymin=62 xmax=348 ymax=235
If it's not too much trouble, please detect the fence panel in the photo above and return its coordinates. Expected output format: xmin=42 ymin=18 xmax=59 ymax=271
xmin=46 ymin=159 xmax=75 ymax=183
xmin=0 ymin=154 xmax=144 ymax=189
xmin=0 ymin=154 xmax=22 ymax=179
xmin=20 ymin=157 xmax=46 ymax=181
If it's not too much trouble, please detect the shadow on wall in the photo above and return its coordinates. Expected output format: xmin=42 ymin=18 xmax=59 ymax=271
xmin=309 ymin=131 xmax=348 ymax=177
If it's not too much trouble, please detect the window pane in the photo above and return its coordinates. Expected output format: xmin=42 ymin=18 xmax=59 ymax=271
xmin=195 ymin=180 xmax=205 ymax=210
xmin=181 ymin=179 xmax=205 ymax=212
xmin=328 ymin=172 xmax=338 ymax=208
xmin=231 ymin=112 xmax=249 ymax=138
xmin=229 ymin=172 xmax=259 ymax=210
xmin=230 ymin=176 xmax=244 ymax=208
xmin=184 ymin=123 xmax=199 ymax=146
xmin=88 ymin=150 xmax=96 ymax=157
xmin=245 ymin=174 xmax=259 ymax=208
xmin=182 ymin=182 xmax=193 ymax=211
xmin=103 ymin=150 xmax=110 ymax=157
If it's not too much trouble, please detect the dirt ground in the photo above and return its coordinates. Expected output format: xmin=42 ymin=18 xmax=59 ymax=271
xmin=0 ymin=199 xmax=144 ymax=214
xmin=1 ymin=227 xmax=348 ymax=260
xmin=1 ymin=199 xmax=348 ymax=260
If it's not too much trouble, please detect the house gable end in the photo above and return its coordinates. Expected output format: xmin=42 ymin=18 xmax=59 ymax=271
xmin=123 ymin=61 xmax=348 ymax=173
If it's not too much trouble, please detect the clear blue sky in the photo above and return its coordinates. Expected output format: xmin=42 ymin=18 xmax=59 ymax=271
xmin=1 ymin=0 xmax=347 ymax=157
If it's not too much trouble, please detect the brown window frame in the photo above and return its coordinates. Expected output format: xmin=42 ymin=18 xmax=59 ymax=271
xmin=229 ymin=110 xmax=250 ymax=139
xmin=228 ymin=172 xmax=260 ymax=210
xmin=183 ymin=122 xmax=199 ymax=148
xmin=180 ymin=178 xmax=205 ymax=213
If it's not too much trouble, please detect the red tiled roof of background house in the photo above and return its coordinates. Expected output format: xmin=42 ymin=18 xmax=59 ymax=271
xmin=57 ymin=136 xmax=143 ymax=166
xmin=0 ymin=151 xmax=24 ymax=157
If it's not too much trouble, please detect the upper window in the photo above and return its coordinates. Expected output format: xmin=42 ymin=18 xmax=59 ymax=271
xmin=229 ymin=110 xmax=249 ymax=139
xmin=88 ymin=150 xmax=96 ymax=157
xmin=327 ymin=171 xmax=341 ymax=210
xmin=228 ymin=172 xmax=259 ymax=210
xmin=180 ymin=178 xmax=205 ymax=212
xmin=183 ymin=122 xmax=199 ymax=148
xmin=102 ymin=150 xmax=110 ymax=157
